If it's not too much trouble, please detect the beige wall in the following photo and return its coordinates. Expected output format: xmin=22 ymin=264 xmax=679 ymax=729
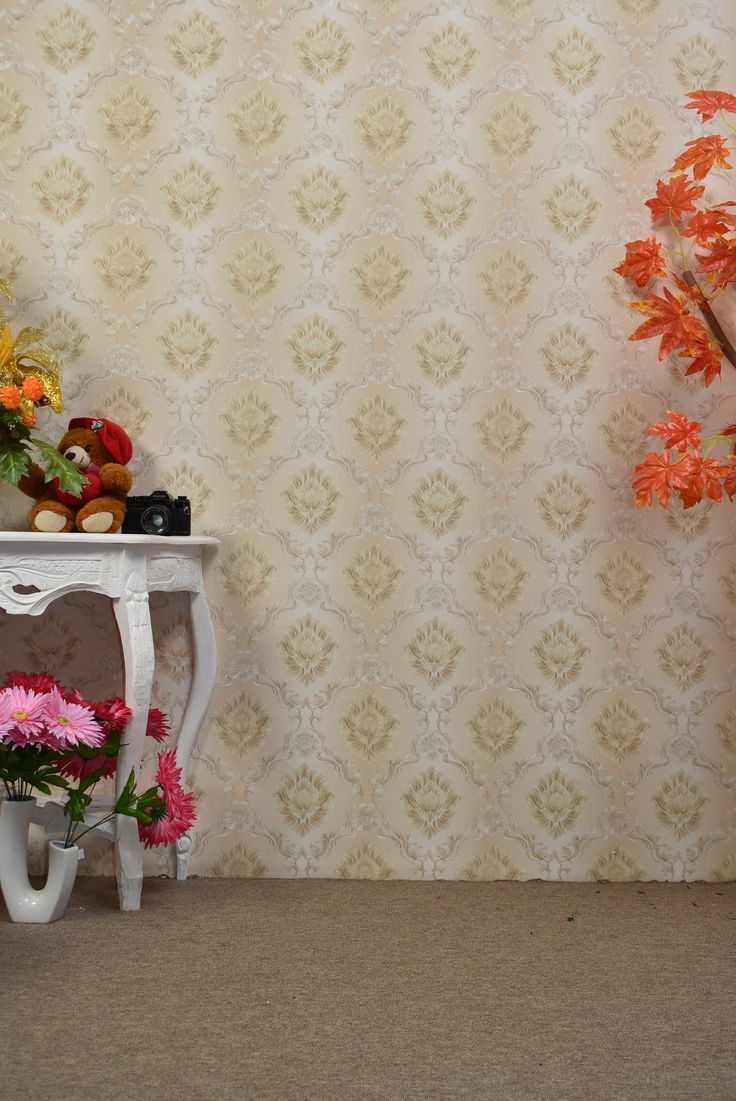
xmin=2 ymin=0 xmax=736 ymax=879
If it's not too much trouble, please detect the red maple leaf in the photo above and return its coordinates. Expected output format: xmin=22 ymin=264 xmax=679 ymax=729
xmin=685 ymin=90 xmax=736 ymax=122
xmin=681 ymin=208 xmax=733 ymax=245
xmin=683 ymin=337 xmax=724 ymax=386
xmin=632 ymin=450 xmax=690 ymax=508
xmin=613 ymin=237 xmax=668 ymax=287
xmin=628 ymin=287 xmax=708 ymax=359
xmin=645 ymin=175 xmax=705 ymax=223
xmin=723 ymin=459 xmax=736 ymax=499
xmin=647 ymin=412 xmax=702 ymax=453
xmin=676 ymin=454 xmax=731 ymax=508
xmin=670 ymin=134 xmax=732 ymax=179
xmin=696 ymin=237 xmax=736 ymax=288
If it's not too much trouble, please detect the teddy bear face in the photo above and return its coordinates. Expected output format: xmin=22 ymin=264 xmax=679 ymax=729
xmin=57 ymin=427 xmax=117 ymax=471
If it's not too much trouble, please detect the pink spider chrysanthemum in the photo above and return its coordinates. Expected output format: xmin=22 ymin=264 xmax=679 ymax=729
xmin=138 ymin=748 xmax=196 ymax=848
xmin=145 ymin=708 xmax=170 ymax=743
xmin=0 ymin=686 xmax=50 ymax=744
xmin=42 ymin=687 xmax=105 ymax=748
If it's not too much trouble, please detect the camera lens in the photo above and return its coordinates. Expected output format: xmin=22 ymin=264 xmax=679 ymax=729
xmin=140 ymin=506 xmax=170 ymax=535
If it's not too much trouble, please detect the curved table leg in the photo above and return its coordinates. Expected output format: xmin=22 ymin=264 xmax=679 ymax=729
xmin=172 ymin=586 xmax=217 ymax=880
xmin=113 ymin=549 xmax=155 ymax=911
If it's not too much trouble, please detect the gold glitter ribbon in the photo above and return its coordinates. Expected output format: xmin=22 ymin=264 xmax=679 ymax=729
xmin=0 ymin=282 xmax=63 ymax=412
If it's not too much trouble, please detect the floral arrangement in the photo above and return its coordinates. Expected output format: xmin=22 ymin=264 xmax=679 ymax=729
xmin=614 ymin=90 xmax=736 ymax=509
xmin=0 ymin=670 xmax=195 ymax=850
xmin=0 ymin=281 xmax=85 ymax=493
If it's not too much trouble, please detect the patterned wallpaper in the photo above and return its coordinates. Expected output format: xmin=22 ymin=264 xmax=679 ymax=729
xmin=1 ymin=0 xmax=736 ymax=881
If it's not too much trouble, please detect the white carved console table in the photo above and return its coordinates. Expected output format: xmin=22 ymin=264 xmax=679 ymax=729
xmin=0 ymin=532 xmax=218 ymax=911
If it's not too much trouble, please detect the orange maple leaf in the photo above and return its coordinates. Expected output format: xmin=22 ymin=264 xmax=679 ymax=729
xmin=645 ymin=175 xmax=706 ymax=223
xmin=647 ymin=412 xmax=702 ymax=453
xmin=696 ymin=237 xmax=736 ymax=288
xmin=683 ymin=337 xmax=723 ymax=386
xmin=685 ymin=90 xmax=736 ymax=122
xmin=628 ymin=287 xmax=708 ymax=359
xmin=677 ymin=454 xmax=731 ymax=508
xmin=613 ymin=237 xmax=667 ymax=287
xmin=670 ymin=134 xmax=732 ymax=179
xmin=681 ymin=208 xmax=734 ymax=245
xmin=723 ymin=459 xmax=736 ymax=499
xmin=632 ymin=450 xmax=690 ymax=508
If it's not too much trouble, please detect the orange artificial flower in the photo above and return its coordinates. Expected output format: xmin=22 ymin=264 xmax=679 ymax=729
xmin=21 ymin=377 xmax=44 ymax=401
xmin=613 ymin=237 xmax=667 ymax=287
xmin=645 ymin=174 xmax=705 ymax=223
xmin=0 ymin=385 xmax=21 ymax=410
xmin=670 ymin=134 xmax=732 ymax=180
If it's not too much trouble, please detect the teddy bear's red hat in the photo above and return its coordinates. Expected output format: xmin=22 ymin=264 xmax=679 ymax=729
xmin=68 ymin=418 xmax=133 ymax=466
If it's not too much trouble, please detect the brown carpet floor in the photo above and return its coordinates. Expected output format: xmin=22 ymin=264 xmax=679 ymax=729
xmin=2 ymin=879 xmax=735 ymax=1101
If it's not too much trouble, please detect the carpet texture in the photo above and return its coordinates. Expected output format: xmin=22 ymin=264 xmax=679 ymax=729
xmin=2 ymin=879 xmax=735 ymax=1101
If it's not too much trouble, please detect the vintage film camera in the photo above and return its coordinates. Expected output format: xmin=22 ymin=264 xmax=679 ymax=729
xmin=122 ymin=490 xmax=191 ymax=536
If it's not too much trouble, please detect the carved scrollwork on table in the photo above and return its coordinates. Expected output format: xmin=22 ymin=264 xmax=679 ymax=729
xmin=0 ymin=552 xmax=117 ymax=614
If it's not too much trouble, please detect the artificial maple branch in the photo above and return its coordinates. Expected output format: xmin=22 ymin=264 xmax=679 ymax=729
xmin=682 ymin=269 xmax=736 ymax=373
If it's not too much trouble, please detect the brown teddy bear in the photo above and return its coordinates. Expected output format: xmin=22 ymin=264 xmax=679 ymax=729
xmin=19 ymin=417 xmax=133 ymax=534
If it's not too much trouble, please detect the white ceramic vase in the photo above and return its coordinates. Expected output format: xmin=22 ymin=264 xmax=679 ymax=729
xmin=0 ymin=797 xmax=78 ymax=923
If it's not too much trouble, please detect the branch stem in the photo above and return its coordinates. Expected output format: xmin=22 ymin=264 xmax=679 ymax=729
xmin=682 ymin=270 xmax=736 ymax=373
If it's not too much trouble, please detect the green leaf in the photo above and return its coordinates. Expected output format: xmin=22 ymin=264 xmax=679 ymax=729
xmin=31 ymin=439 xmax=89 ymax=496
xmin=0 ymin=437 xmax=31 ymax=485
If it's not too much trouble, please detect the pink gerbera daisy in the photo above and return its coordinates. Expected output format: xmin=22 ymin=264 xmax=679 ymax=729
xmin=42 ymin=687 xmax=104 ymax=748
xmin=138 ymin=748 xmax=196 ymax=848
xmin=145 ymin=708 xmax=170 ymax=743
xmin=0 ymin=686 xmax=49 ymax=744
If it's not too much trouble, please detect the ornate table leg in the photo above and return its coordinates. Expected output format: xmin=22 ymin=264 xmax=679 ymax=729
xmin=113 ymin=548 xmax=155 ymax=911
xmin=172 ymin=586 xmax=217 ymax=880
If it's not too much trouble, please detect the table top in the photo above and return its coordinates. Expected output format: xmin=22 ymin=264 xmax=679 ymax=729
xmin=0 ymin=532 xmax=219 ymax=546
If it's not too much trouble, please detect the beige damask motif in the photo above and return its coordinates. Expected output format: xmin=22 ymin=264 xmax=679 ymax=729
xmin=349 ymin=394 xmax=406 ymax=459
xmin=593 ymin=698 xmax=649 ymax=761
xmin=475 ymin=398 xmax=531 ymax=462
xmin=616 ymin=0 xmax=661 ymax=21
xmin=0 ymin=80 xmax=29 ymax=147
xmin=529 ymin=768 xmax=585 ymax=838
xmin=532 ymin=620 xmax=589 ymax=689
xmin=99 ymin=85 xmax=160 ymax=151
xmin=418 ymin=171 xmax=474 ymax=239
xmin=295 ymin=18 xmax=353 ymax=84
xmin=539 ymin=323 xmax=595 ymax=391
xmin=283 ymin=464 xmax=341 ymax=533
xmin=591 ymin=849 xmax=644 ymax=882
xmin=291 ymin=166 xmax=348 ymax=233
xmin=162 ymin=161 xmax=220 ymax=227
xmin=472 ymin=549 xmax=529 ymax=612
xmin=402 ymin=767 xmax=459 ymax=837
xmin=345 ymin=544 xmax=403 ymax=610
xmin=421 ymin=23 xmax=478 ymax=90
xmin=480 ymin=249 xmax=535 ymax=314
xmin=280 ymin=614 xmax=337 ymax=685
xmin=536 ymin=472 xmax=592 ymax=540
xmin=671 ymin=34 xmax=723 ymax=90
xmin=546 ymin=28 xmax=603 ymax=93
xmin=340 ymin=692 xmax=397 ymax=757
xmin=483 ymin=99 xmax=539 ymax=166
xmin=545 ymin=175 xmax=600 ymax=244
xmin=96 ymin=234 xmax=155 ymax=302
xmin=607 ymin=106 xmax=663 ymax=170
xmin=414 ymin=320 xmax=469 ymax=387
xmin=357 ymin=94 xmax=413 ymax=161
xmin=167 ymin=11 xmax=225 ymax=77
xmin=229 ymin=91 xmax=287 ymax=156
xmin=657 ymin=625 xmax=712 ymax=690
xmin=218 ymin=541 xmax=274 ymax=602
xmin=287 ymin=315 xmax=344 ymax=383
xmin=210 ymin=843 xmax=268 ymax=878
xmin=596 ymin=551 xmax=653 ymax=614
xmin=221 ymin=392 xmax=279 ymax=456
xmin=352 ymin=243 xmax=409 ymax=309
xmin=468 ymin=697 xmax=525 ymax=760
xmin=33 ymin=156 xmax=92 ymax=224
xmin=410 ymin=469 xmax=467 ymax=537
xmin=225 ymin=242 xmax=283 ymax=306
xmin=276 ymin=764 xmax=333 ymax=834
xmin=38 ymin=5 xmax=96 ymax=73
xmin=337 ymin=844 xmax=394 ymax=879
xmin=406 ymin=618 xmax=464 ymax=687
xmin=654 ymin=770 xmax=708 ymax=839
xmin=0 ymin=238 xmax=25 ymax=284
xmin=215 ymin=693 xmax=272 ymax=756
xmin=40 ymin=306 xmax=88 ymax=368
xmin=463 ymin=846 xmax=521 ymax=880
xmin=159 ymin=311 xmax=217 ymax=379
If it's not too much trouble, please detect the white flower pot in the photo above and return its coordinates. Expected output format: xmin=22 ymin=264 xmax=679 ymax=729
xmin=0 ymin=797 xmax=78 ymax=923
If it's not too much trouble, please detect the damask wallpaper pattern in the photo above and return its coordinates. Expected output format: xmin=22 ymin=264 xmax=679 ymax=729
xmin=1 ymin=0 xmax=736 ymax=880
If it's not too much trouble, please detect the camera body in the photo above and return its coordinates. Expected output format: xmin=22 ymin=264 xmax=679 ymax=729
xmin=122 ymin=490 xmax=191 ymax=536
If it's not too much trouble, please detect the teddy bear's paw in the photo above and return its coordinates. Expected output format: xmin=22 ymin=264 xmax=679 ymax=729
xmin=34 ymin=510 xmax=70 ymax=533
xmin=80 ymin=511 xmax=115 ymax=533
